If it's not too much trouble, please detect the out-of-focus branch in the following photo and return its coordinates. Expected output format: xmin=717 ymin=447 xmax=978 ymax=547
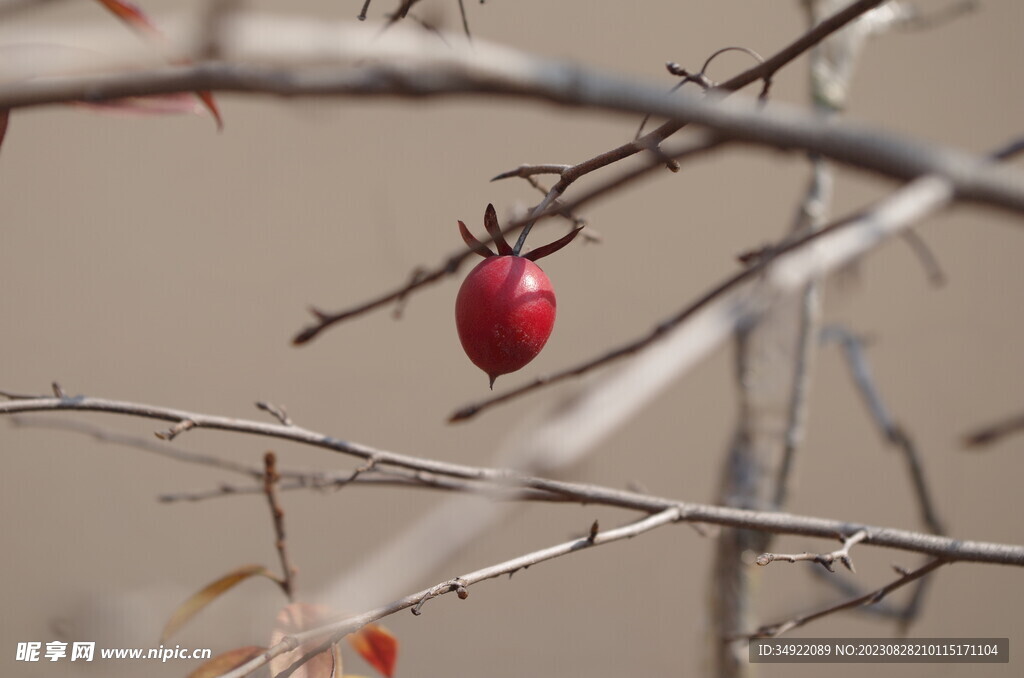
xmin=9 ymin=413 xmax=544 ymax=502
xmin=749 ymin=558 xmax=948 ymax=638
xmin=823 ymin=325 xmax=945 ymax=535
xmin=964 ymin=411 xmax=1024 ymax=449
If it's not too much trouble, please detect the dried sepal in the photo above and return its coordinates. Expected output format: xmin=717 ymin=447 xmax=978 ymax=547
xmin=483 ymin=203 xmax=514 ymax=255
xmin=458 ymin=220 xmax=495 ymax=258
xmin=522 ymin=226 xmax=584 ymax=261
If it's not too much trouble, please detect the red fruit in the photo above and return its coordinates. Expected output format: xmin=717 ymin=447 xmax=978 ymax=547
xmin=455 ymin=204 xmax=582 ymax=388
xmin=456 ymin=256 xmax=556 ymax=387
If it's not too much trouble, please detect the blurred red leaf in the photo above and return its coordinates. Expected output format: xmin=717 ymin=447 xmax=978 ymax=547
xmin=269 ymin=603 xmax=342 ymax=678
xmin=194 ymin=90 xmax=224 ymax=130
xmin=186 ymin=646 xmax=265 ymax=678
xmin=92 ymin=0 xmax=223 ymax=128
xmin=93 ymin=0 xmax=163 ymax=38
xmin=348 ymin=624 xmax=398 ymax=678
xmin=161 ymin=565 xmax=279 ymax=643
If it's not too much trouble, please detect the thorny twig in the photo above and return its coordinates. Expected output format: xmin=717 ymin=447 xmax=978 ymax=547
xmin=756 ymin=530 xmax=868 ymax=572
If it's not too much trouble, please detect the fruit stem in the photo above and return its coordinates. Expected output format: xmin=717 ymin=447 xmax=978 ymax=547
xmin=511 ymin=221 xmax=534 ymax=257
xmin=512 ymin=193 xmax=558 ymax=256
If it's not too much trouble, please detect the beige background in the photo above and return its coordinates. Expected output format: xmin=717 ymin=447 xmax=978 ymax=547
xmin=2 ymin=1 xmax=1023 ymax=676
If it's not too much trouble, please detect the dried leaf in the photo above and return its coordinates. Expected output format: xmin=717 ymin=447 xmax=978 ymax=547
xmin=459 ymin=220 xmax=494 ymax=258
xmin=186 ymin=646 xmax=265 ymax=678
xmin=269 ymin=603 xmax=342 ymax=678
xmin=348 ymin=624 xmax=398 ymax=678
xmin=162 ymin=565 xmax=279 ymax=642
xmin=522 ymin=226 xmax=584 ymax=262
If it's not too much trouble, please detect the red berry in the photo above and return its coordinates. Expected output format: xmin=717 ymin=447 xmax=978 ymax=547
xmin=454 ymin=204 xmax=582 ymax=388
xmin=456 ymin=256 xmax=556 ymax=387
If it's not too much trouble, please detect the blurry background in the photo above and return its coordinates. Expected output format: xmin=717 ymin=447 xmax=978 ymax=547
xmin=1 ymin=1 xmax=1022 ymax=676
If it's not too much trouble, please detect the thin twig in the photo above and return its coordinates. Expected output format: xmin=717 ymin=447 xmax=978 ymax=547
xmin=157 ymin=474 xmax=568 ymax=503
xmin=756 ymin=530 xmax=868 ymax=572
xmin=256 ymin=401 xmax=293 ymax=426
xmin=894 ymin=0 xmax=978 ymax=32
xmin=963 ymin=411 xmax=1024 ymax=449
xmin=456 ymin=0 xmax=471 ymax=40
xmin=823 ymin=325 xmax=945 ymax=535
xmin=10 ymin=414 xmax=264 ymax=479
xmin=899 ymin=229 xmax=947 ymax=287
xmin=749 ymin=558 xmax=948 ymax=638
xmin=806 ymin=558 xmax=937 ymax=632
xmin=263 ymin=452 xmax=297 ymax=600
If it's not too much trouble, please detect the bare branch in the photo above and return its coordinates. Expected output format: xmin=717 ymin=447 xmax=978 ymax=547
xmin=964 ymin=411 xmax=1024 ymax=449
xmin=2 ymin=391 xmax=1024 ymax=566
